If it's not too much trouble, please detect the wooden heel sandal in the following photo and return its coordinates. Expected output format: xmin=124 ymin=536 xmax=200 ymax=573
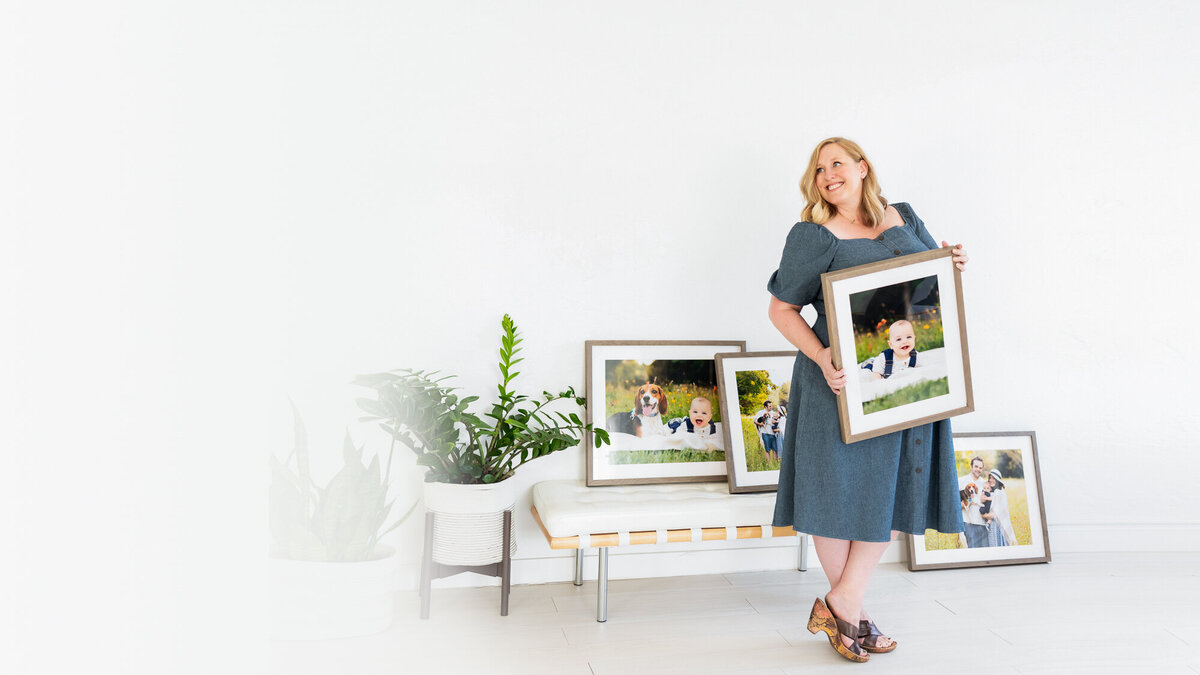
xmin=859 ymin=619 xmax=898 ymax=654
xmin=806 ymin=596 xmax=869 ymax=663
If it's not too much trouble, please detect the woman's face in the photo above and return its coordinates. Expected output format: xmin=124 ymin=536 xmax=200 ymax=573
xmin=987 ymin=476 xmax=997 ymax=489
xmin=814 ymin=143 xmax=868 ymax=211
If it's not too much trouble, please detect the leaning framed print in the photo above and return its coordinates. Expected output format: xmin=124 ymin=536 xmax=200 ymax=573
xmin=822 ymin=247 xmax=973 ymax=444
xmin=714 ymin=351 xmax=797 ymax=493
xmin=906 ymin=431 xmax=1051 ymax=571
xmin=585 ymin=340 xmax=745 ymax=486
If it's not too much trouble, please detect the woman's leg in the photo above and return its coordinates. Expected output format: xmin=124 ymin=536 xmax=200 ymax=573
xmin=813 ymin=535 xmax=892 ymax=649
xmin=812 ymin=534 xmax=850 ymax=588
xmin=813 ymin=532 xmax=897 ymax=649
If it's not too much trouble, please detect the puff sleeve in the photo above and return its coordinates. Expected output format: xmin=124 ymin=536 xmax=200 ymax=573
xmin=895 ymin=202 xmax=938 ymax=250
xmin=766 ymin=222 xmax=838 ymax=307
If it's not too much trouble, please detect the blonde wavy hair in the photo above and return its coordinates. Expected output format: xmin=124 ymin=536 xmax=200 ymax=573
xmin=799 ymin=137 xmax=888 ymax=228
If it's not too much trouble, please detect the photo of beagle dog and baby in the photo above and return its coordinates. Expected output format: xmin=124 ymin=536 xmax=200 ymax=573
xmin=604 ymin=380 xmax=725 ymax=453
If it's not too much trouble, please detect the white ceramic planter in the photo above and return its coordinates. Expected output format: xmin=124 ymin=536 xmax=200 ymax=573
xmin=424 ymin=480 xmax=518 ymax=566
xmin=269 ymin=545 xmax=397 ymax=641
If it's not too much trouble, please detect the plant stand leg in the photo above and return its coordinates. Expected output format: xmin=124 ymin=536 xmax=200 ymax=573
xmin=574 ymin=549 xmax=584 ymax=586
xmin=420 ymin=511 xmax=434 ymax=619
xmin=596 ymin=546 xmax=608 ymax=623
xmin=500 ymin=510 xmax=512 ymax=617
xmin=798 ymin=533 xmax=808 ymax=572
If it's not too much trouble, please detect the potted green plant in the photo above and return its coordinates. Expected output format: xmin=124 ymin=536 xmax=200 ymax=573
xmin=268 ymin=404 xmax=418 ymax=639
xmin=353 ymin=314 xmax=608 ymax=566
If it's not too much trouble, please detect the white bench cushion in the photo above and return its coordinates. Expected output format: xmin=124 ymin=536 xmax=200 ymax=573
xmin=532 ymin=479 xmax=779 ymax=538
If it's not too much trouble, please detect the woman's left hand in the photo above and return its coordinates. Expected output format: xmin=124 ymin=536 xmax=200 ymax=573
xmin=941 ymin=241 xmax=969 ymax=271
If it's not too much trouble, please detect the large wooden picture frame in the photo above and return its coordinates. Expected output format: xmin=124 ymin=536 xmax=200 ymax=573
xmin=822 ymin=247 xmax=973 ymax=443
xmin=906 ymin=431 xmax=1051 ymax=571
xmin=714 ymin=351 xmax=797 ymax=493
xmin=585 ymin=340 xmax=745 ymax=486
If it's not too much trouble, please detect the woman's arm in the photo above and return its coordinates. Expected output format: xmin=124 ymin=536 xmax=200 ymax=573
xmin=768 ymin=296 xmax=846 ymax=395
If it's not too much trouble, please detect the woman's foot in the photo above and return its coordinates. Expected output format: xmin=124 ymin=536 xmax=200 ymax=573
xmin=824 ymin=591 xmax=862 ymax=652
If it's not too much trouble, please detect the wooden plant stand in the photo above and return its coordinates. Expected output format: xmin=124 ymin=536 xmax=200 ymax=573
xmin=418 ymin=509 xmax=512 ymax=619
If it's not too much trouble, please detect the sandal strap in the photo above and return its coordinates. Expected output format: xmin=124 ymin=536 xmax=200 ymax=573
xmin=834 ymin=616 xmax=861 ymax=641
xmin=858 ymin=620 xmax=889 ymax=648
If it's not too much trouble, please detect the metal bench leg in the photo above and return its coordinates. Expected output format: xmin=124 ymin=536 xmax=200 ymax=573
xmin=574 ymin=548 xmax=584 ymax=586
xmin=797 ymin=533 xmax=809 ymax=572
xmin=596 ymin=547 xmax=608 ymax=622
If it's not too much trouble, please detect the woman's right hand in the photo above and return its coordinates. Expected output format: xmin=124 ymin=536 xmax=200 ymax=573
xmin=814 ymin=347 xmax=846 ymax=395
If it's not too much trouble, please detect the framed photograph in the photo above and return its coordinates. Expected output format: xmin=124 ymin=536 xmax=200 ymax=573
xmin=585 ymin=340 xmax=745 ymax=486
xmin=906 ymin=431 xmax=1051 ymax=571
xmin=714 ymin=351 xmax=797 ymax=493
xmin=822 ymin=247 xmax=973 ymax=444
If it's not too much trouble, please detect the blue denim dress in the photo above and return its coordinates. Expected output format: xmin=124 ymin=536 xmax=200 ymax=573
xmin=767 ymin=203 xmax=965 ymax=542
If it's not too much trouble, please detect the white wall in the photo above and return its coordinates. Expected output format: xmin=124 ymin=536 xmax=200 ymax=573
xmin=8 ymin=1 xmax=1200 ymax=671
xmin=270 ymin=0 xmax=1200 ymax=583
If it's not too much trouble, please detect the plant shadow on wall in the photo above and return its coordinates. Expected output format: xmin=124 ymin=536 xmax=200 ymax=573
xmin=269 ymin=404 xmax=418 ymax=562
xmin=268 ymin=404 xmax=419 ymax=640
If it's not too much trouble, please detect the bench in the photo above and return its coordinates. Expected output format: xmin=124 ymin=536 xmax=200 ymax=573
xmin=530 ymin=479 xmax=809 ymax=622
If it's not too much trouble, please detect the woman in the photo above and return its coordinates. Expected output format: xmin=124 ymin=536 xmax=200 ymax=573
xmin=982 ymin=469 xmax=1017 ymax=547
xmin=766 ymin=137 xmax=969 ymax=663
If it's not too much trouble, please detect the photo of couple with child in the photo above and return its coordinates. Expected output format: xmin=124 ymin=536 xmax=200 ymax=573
xmin=751 ymin=400 xmax=786 ymax=462
xmin=958 ymin=455 xmax=1018 ymax=548
xmin=916 ymin=446 xmax=1034 ymax=554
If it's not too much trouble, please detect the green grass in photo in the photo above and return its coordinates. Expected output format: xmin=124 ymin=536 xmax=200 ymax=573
xmin=922 ymin=529 xmax=963 ymax=551
xmin=1002 ymin=478 xmax=1032 ymax=546
xmin=862 ymin=377 xmax=949 ymax=414
xmin=609 ymin=448 xmax=725 ymax=465
xmin=741 ymin=417 xmax=780 ymax=472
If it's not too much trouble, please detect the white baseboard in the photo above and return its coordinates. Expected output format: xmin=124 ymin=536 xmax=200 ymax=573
xmin=397 ymin=522 xmax=1200 ymax=590
xmin=1046 ymin=522 xmax=1200 ymax=553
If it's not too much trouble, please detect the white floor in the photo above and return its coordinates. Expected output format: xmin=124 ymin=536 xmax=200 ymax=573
xmin=271 ymin=552 xmax=1200 ymax=674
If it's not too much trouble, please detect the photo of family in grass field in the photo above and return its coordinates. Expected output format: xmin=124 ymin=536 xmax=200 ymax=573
xmin=601 ymin=359 xmax=726 ymax=465
xmin=906 ymin=432 xmax=1050 ymax=571
xmin=714 ymin=351 xmax=795 ymax=493
xmin=736 ymin=370 xmax=790 ymax=473
xmin=923 ymin=448 xmax=1032 ymax=551
xmin=850 ymin=274 xmax=949 ymax=415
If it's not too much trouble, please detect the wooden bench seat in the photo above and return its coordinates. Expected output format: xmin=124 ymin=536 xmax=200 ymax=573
xmin=531 ymin=480 xmax=808 ymax=621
